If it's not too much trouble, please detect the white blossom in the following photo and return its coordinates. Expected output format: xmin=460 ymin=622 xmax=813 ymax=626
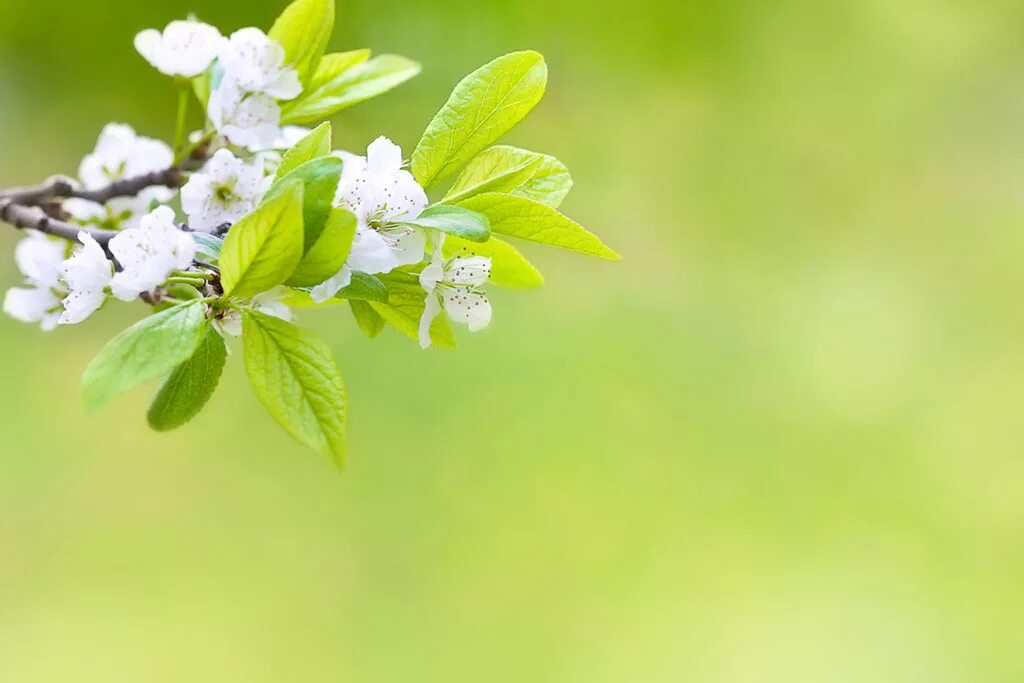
xmin=207 ymin=75 xmax=282 ymax=151
xmin=2 ymin=231 xmax=67 ymax=330
xmin=181 ymin=149 xmax=266 ymax=232
xmin=418 ymin=237 xmax=492 ymax=348
xmin=109 ymin=206 xmax=196 ymax=301
xmin=217 ymin=28 xmax=302 ymax=100
xmin=134 ymin=19 xmax=223 ymax=78
xmin=59 ymin=232 xmax=113 ymax=325
xmin=216 ymin=288 xmax=292 ymax=337
xmin=66 ymin=123 xmax=175 ymax=230
xmin=332 ymin=136 xmax=428 ymax=276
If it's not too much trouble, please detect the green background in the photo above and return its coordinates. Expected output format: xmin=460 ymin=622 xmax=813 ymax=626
xmin=1 ymin=0 xmax=1023 ymax=680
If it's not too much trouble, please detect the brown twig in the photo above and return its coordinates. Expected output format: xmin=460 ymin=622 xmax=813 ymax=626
xmin=0 ymin=200 xmax=117 ymax=245
xmin=0 ymin=167 xmax=185 ymax=206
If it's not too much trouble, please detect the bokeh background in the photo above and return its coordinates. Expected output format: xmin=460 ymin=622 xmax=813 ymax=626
xmin=1 ymin=0 xmax=1023 ymax=680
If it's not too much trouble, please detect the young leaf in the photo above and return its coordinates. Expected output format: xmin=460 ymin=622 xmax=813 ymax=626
xmin=400 ymin=204 xmax=490 ymax=242
xmin=286 ymin=207 xmax=357 ymax=287
xmin=192 ymin=232 xmax=223 ymax=261
xmin=456 ymin=192 xmax=619 ymax=260
xmin=442 ymin=145 xmax=572 ymax=207
xmin=282 ymin=55 xmax=422 ymax=125
xmin=309 ymin=49 xmax=371 ymax=89
xmin=147 ymin=326 xmax=228 ymax=432
xmin=337 ymin=272 xmax=388 ymax=302
xmin=442 ymin=235 xmax=544 ymax=288
xmin=411 ymin=51 xmax=548 ymax=188
xmin=275 ymin=122 xmax=332 ymax=180
xmin=263 ymin=157 xmax=343 ymax=251
xmin=371 ymin=271 xmax=456 ymax=348
xmin=268 ymin=0 xmax=334 ymax=87
xmin=242 ymin=310 xmax=347 ymax=467
xmin=349 ymin=300 xmax=385 ymax=338
xmin=82 ymin=301 xmax=208 ymax=414
xmin=220 ymin=181 xmax=305 ymax=298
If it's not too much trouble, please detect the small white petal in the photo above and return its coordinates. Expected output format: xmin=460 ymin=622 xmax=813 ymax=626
xmin=441 ymin=287 xmax=491 ymax=332
xmin=418 ymin=293 xmax=443 ymax=349
xmin=444 ymin=256 xmax=491 ymax=287
xmin=14 ymin=232 xmax=66 ymax=289
xmin=133 ymin=29 xmax=164 ymax=70
xmin=419 ymin=262 xmax=444 ymax=294
xmin=309 ymin=266 xmax=353 ymax=303
xmin=366 ymin=136 xmax=403 ymax=175
xmin=3 ymin=286 xmax=62 ymax=328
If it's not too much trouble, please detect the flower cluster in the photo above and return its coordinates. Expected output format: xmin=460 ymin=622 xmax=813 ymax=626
xmin=0 ymin=0 xmax=617 ymax=466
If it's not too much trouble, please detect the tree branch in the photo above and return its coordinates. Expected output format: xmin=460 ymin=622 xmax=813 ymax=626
xmin=0 ymin=167 xmax=184 ymax=206
xmin=70 ymin=167 xmax=184 ymax=204
xmin=0 ymin=200 xmax=117 ymax=244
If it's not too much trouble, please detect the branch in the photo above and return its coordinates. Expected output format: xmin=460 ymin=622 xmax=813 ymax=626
xmin=0 ymin=200 xmax=117 ymax=245
xmin=70 ymin=167 xmax=184 ymax=204
xmin=0 ymin=177 xmax=76 ymax=204
xmin=0 ymin=167 xmax=184 ymax=206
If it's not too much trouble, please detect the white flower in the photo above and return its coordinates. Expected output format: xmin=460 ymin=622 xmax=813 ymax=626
xmin=109 ymin=206 xmax=196 ymax=301
xmin=2 ymin=231 xmax=67 ymax=330
xmin=332 ymin=136 xmax=429 ymax=275
xmin=59 ymin=232 xmax=113 ymax=325
xmin=216 ymin=288 xmax=292 ymax=337
xmin=309 ymin=266 xmax=351 ymax=303
xmin=68 ymin=123 xmax=175 ymax=230
xmin=417 ymin=237 xmax=492 ymax=348
xmin=181 ymin=149 xmax=266 ymax=232
xmin=208 ymin=75 xmax=281 ymax=151
xmin=217 ymin=28 xmax=302 ymax=100
xmin=134 ymin=19 xmax=223 ymax=78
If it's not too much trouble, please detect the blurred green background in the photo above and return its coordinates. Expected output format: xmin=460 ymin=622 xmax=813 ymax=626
xmin=1 ymin=0 xmax=1023 ymax=680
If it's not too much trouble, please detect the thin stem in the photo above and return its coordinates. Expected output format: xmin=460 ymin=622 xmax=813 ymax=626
xmin=174 ymin=269 xmax=215 ymax=280
xmin=173 ymin=85 xmax=190 ymax=156
xmin=166 ymin=276 xmax=207 ymax=287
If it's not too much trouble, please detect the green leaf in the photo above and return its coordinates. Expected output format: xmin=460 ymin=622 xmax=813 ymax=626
xmin=275 ymin=122 xmax=332 ymax=180
xmin=82 ymin=301 xmax=208 ymax=414
xmin=371 ymin=271 xmax=456 ymax=348
xmin=286 ymin=207 xmax=357 ymax=287
xmin=263 ymin=157 xmax=342 ymax=253
xmin=221 ymin=181 xmax=305 ymax=298
xmin=411 ymin=51 xmax=548 ymax=188
xmin=268 ymin=0 xmax=334 ymax=88
xmin=442 ymin=235 xmax=544 ymax=288
xmin=147 ymin=326 xmax=228 ymax=432
xmin=309 ymin=49 xmax=371 ymax=89
xmin=242 ymin=310 xmax=347 ymax=467
xmin=441 ymin=145 xmax=572 ymax=207
xmin=400 ymin=204 xmax=490 ymax=242
xmin=349 ymin=300 xmax=385 ymax=338
xmin=456 ymin=193 xmax=619 ymax=260
xmin=337 ymin=272 xmax=388 ymax=302
xmin=282 ymin=55 xmax=422 ymax=125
